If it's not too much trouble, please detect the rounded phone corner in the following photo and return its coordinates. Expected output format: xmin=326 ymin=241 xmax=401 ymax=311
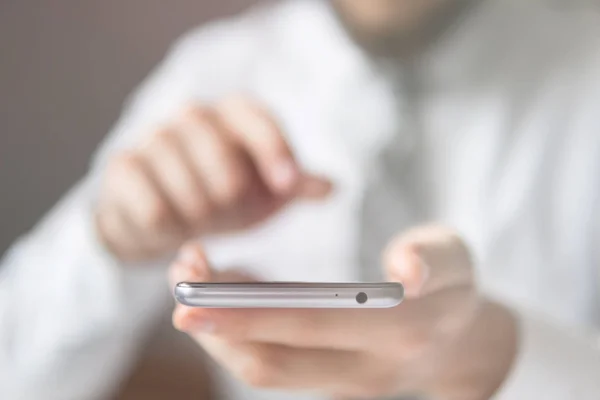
xmin=397 ymin=283 xmax=405 ymax=299
xmin=387 ymin=283 xmax=405 ymax=307
xmin=173 ymin=285 xmax=191 ymax=306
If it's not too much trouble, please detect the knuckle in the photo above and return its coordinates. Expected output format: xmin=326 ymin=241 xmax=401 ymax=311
xmin=142 ymin=200 xmax=171 ymax=230
xmin=108 ymin=152 xmax=141 ymax=176
xmin=186 ymin=197 xmax=212 ymax=224
xmin=214 ymin=168 xmax=248 ymax=206
xmin=238 ymin=348 xmax=281 ymax=388
xmin=218 ymin=94 xmax=285 ymax=141
xmin=181 ymin=103 xmax=213 ymax=125
xmin=140 ymin=127 xmax=179 ymax=155
xmin=101 ymin=153 xmax=141 ymax=206
xmin=105 ymin=153 xmax=145 ymax=193
xmin=150 ymin=127 xmax=178 ymax=147
xmin=217 ymin=93 xmax=254 ymax=113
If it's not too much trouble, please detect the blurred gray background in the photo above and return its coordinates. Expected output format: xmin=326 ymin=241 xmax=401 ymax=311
xmin=0 ymin=0 xmax=257 ymax=255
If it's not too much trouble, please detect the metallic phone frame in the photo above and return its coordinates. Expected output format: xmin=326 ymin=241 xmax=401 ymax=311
xmin=174 ymin=282 xmax=404 ymax=308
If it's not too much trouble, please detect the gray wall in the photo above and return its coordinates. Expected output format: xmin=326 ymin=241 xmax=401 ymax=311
xmin=0 ymin=0 xmax=257 ymax=255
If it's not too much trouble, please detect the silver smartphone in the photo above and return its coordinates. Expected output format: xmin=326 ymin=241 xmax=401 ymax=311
xmin=174 ymin=282 xmax=404 ymax=308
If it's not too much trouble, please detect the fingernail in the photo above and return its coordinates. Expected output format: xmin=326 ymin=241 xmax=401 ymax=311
xmin=271 ymin=161 xmax=298 ymax=192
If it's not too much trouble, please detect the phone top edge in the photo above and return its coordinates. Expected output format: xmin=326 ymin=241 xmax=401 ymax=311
xmin=173 ymin=282 xmax=404 ymax=309
xmin=176 ymin=282 xmax=403 ymax=288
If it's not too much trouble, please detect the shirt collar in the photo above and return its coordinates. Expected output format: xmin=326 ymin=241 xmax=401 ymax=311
xmin=283 ymin=0 xmax=523 ymax=93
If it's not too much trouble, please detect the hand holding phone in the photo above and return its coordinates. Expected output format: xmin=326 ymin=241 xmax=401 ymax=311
xmin=169 ymin=226 xmax=512 ymax=400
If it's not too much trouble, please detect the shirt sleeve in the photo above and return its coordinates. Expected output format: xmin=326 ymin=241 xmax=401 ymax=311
xmin=492 ymin=310 xmax=600 ymax=400
xmin=0 ymin=16 xmax=260 ymax=399
xmin=0 ymin=178 xmax=171 ymax=400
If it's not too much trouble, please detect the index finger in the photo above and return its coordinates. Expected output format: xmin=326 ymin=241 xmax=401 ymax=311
xmin=216 ymin=95 xmax=331 ymax=199
xmin=216 ymin=95 xmax=298 ymax=194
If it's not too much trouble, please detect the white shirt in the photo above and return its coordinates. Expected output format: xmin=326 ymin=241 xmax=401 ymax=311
xmin=1 ymin=0 xmax=600 ymax=399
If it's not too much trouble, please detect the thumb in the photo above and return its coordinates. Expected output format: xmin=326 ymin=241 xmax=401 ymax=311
xmin=293 ymin=173 xmax=333 ymax=200
xmin=170 ymin=241 xmax=259 ymax=333
xmin=383 ymin=225 xmax=474 ymax=299
xmin=168 ymin=242 xmax=212 ymax=289
xmin=169 ymin=241 xmax=259 ymax=288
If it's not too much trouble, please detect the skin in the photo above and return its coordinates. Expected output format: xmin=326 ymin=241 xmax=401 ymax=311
xmin=96 ymin=95 xmax=517 ymax=399
xmin=332 ymin=0 xmax=478 ymax=58
xmin=95 ymin=1 xmax=517 ymax=397
xmin=96 ymin=96 xmax=332 ymax=261
xmin=170 ymin=227 xmax=517 ymax=399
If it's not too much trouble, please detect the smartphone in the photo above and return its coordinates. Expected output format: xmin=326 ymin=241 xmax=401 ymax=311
xmin=174 ymin=282 xmax=404 ymax=308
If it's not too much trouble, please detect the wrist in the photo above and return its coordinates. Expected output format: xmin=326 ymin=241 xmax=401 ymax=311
xmin=431 ymin=300 xmax=518 ymax=400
